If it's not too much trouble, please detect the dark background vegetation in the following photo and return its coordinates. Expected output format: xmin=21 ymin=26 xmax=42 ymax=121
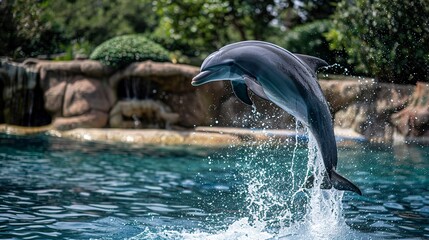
xmin=0 ymin=0 xmax=428 ymax=84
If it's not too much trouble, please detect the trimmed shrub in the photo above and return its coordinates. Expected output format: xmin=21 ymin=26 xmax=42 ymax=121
xmin=90 ymin=35 xmax=170 ymax=69
xmin=327 ymin=0 xmax=429 ymax=84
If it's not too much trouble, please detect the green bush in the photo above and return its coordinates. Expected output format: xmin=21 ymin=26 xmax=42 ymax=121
xmin=327 ymin=0 xmax=429 ymax=84
xmin=90 ymin=35 xmax=170 ymax=69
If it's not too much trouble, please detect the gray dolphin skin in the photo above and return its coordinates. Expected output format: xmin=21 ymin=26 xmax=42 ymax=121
xmin=192 ymin=40 xmax=362 ymax=195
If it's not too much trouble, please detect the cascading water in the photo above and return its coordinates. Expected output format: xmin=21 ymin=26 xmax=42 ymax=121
xmin=117 ymin=76 xmax=167 ymax=128
xmin=0 ymin=60 xmax=51 ymax=126
xmin=120 ymin=76 xmax=156 ymax=101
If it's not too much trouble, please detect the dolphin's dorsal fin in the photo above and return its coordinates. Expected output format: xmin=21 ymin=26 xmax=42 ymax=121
xmin=231 ymin=81 xmax=253 ymax=105
xmin=294 ymin=54 xmax=329 ymax=73
xmin=243 ymin=75 xmax=269 ymax=101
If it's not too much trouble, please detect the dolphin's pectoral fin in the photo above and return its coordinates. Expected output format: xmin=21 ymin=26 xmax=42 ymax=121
xmin=294 ymin=54 xmax=329 ymax=73
xmin=303 ymin=170 xmax=362 ymax=195
xmin=330 ymin=170 xmax=362 ymax=195
xmin=242 ymin=75 xmax=269 ymax=101
xmin=231 ymin=81 xmax=253 ymax=105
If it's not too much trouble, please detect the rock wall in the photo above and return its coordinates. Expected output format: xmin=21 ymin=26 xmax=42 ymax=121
xmin=36 ymin=60 xmax=114 ymax=129
xmin=391 ymin=82 xmax=429 ymax=139
xmin=0 ymin=59 xmax=428 ymax=144
xmin=0 ymin=59 xmax=224 ymax=130
xmin=322 ymin=79 xmax=416 ymax=143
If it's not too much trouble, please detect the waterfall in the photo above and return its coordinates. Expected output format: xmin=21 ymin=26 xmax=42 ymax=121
xmin=116 ymin=76 xmax=169 ymax=129
xmin=0 ymin=59 xmax=51 ymax=126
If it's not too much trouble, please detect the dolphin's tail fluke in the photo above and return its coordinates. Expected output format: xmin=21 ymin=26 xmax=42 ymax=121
xmin=330 ymin=170 xmax=362 ymax=195
xmin=303 ymin=170 xmax=362 ymax=195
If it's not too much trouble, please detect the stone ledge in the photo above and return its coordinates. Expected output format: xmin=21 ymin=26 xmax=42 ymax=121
xmin=48 ymin=128 xmax=242 ymax=147
xmin=47 ymin=126 xmax=367 ymax=147
xmin=0 ymin=124 xmax=53 ymax=135
xmin=3 ymin=125 xmax=427 ymax=146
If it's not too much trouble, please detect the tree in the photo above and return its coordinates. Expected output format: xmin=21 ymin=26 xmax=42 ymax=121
xmin=299 ymin=0 xmax=340 ymax=22
xmin=152 ymin=0 xmax=278 ymax=59
xmin=0 ymin=0 xmax=63 ymax=58
xmin=282 ymin=20 xmax=336 ymax=64
xmin=327 ymin=0 xmax=429 ymax=83
xmin=42 ymin=0 xmax=158 ymax=56
xmin=273 ymin=0 xmax=339 ymax=30
xmin=0 ymin=0 xmax=159 ymax=58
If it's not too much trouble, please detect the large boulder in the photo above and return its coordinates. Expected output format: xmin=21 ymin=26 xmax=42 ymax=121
xmin=391 ymin=82 xmax=429 ymax=138
xmin=36 ymin=60 xmax=115 ymax=128
xmin=324 ymin=78 xmax=415 ymax=143
xmin=44 ymin=81 xmax=66 ymax=115
xmin=62 ymin=77 xmax=114 ymax=117
xmin=109 ymin=61 xmax=226 ymax=128
xmin=36 ymin=60 xmax=112 ymax=79
xmin=109 ymin=61 xmax=199 ymax=93
xmin=321 ymin=79 xmax=375 ymax=114
xmin=164 ymin=82 xmax=226 ymax=127
xmin=53 ymin=110 xmax=109 ymax=130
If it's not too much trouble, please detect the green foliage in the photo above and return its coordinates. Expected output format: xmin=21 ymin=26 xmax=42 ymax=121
xmin=1 ymin=0 xmax=343 ymax=63
xmin=282 ymin=20 xmax=335 ymax=64
xmin=327 ymin=0 xmax=429 ymax=83
xmin=1 ymin=0 xmax=158 ymax=58
xmin=53 ymin=40 xmax=93 ymax=61
xmin=298 ymin=0 xmax=340 ymax=22
xmin=0 ymin=0 xmax=64 ymax=58
xmin=5 ymin=0 xmax=427 ymax=85
xmin=152 ymin=0 xmax=278 ymax=59
xmin=89 ymin=35 xmax=170 ymax=69
xmin=42 ymin=0 xmax=157 ymax=48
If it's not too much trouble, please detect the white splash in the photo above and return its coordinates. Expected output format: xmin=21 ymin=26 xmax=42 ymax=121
xmin=129 ymin=126 xmax=362 ymax=240
xmin=277 ymin=133 xmax=348 ymax=239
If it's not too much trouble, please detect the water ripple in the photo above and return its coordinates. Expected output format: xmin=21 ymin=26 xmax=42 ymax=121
xmin=0 ymin=134 xmax=428 ymax=239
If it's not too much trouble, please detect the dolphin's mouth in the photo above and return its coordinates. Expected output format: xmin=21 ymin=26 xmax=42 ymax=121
xmin=191 ymin=69 xmax=221 ymax=86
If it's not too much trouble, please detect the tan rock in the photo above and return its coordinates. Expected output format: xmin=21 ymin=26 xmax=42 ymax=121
xmin=376 ymin=83 xmax=414 ymax=114
xmin=36 ymin=60 xmax=111 ymax=78
xmin=165 ymin=84 xmax=224 ymax=127
xmin=53 ymin=110 xmax=108 ymax=130
xmin=109 ymin=100 xmax=180 ymax=128
xmin=320 ymin=79 xmax=376 ymax=114
xmin=63 ymin=77 xmax=112 ymax=117
xmin=109 ymin=61 xmax=200 ymax=93
xmin=44 ymin=81 xmax=66 ymax=115
xmin=54 ymin=128 xmax=242 ymax=147
xmin=392 ymin=82 xmax=429 ymax=137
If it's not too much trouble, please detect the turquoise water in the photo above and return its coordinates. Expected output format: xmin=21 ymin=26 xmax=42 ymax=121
xmin=0 ymin=133 xmax=428 ymax=239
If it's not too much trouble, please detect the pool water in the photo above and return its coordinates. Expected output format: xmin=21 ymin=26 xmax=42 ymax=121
xmin=0 ymin=133 xmax=428 ymax=239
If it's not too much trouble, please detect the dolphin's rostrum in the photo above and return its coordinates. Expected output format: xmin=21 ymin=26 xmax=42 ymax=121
xmin=192 ymin=41 xmax=362 ymax=195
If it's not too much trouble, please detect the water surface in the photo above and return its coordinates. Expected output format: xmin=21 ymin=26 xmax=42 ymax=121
xmin=0 ymin=133 xmax=428 ymax=239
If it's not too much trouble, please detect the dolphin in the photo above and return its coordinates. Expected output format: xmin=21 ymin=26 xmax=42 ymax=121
xmin=192 ymin=41 xmax=362 ymax=195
